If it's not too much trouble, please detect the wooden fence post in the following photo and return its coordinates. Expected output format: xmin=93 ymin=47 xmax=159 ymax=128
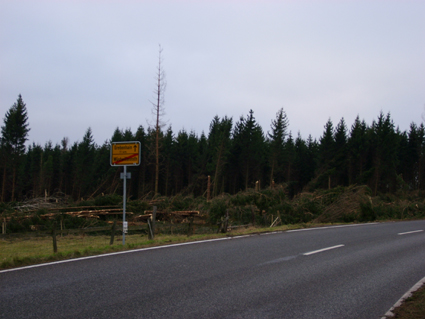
xmin=2 ymin=218 xmax=5 ymax=235
xmin=52 ymin=222 xmax=58 ymax=253
xmin=207 ymin=175 xmax=211 ymax=202
xmin=152 ymin=206 xmax=156 ymax=235
xmin=148 ymin=219 xmax=154 ymax=240
xmin=110 ymin=220 xmax=117 ymax=245
xmin=187 ymin=216 xmax=194 ymax=236
xmin=220 ymin=210 xmax=229 ymax=233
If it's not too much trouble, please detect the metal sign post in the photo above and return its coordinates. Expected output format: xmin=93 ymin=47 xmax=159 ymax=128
xmin=122 ymin=166 xmax=127 ymax=245
xmin=111 ymin=141 xmax=141 ymax=245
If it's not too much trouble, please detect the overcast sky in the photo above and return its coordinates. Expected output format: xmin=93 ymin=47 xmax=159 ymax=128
xmin=1 ymin=0 xmax=424 ymax=147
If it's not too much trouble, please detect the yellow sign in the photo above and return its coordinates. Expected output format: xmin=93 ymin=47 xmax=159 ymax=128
xmin=110 ymin=141 xmax=141 ymax=166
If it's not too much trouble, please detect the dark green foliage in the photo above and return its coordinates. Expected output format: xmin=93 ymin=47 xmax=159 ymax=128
xmin=359 ymin=202 xmax=376 ymax=221
xmin=207 ymin=116 xmax=233 ymax=197
xmin=1 ymin=92 xmax=424 ymax=208
xmin=230 ymin=110 xmax=265 ymax=192
xmin=319 ymin=118 xmax=335 ymax=169
xmin=94 ymin=194 xmax=122 ymax=206
xmin=348 ymin=116 xmax=369 ymax=185
xmin=127 ymin=200 xmax=150 ymax=215
xmin=208 ymin=196 xmax=229 ymax=224
xmin=169 ymin=194 xmax=196 ymax=211
xmin=1 ymin=95 xmax=30 ymax=202
xmin=268 ymin=108 xmax=289 ymax=185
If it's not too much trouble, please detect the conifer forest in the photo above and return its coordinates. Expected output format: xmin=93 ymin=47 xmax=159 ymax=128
xmin=1 ymin=95 xmax=424 ymax=206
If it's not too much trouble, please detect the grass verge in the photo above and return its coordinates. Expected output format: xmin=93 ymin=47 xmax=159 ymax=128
xmin=391 ymin=284 xmax=425 ymax=319
xmin=0 ymin=222 xmax=323 ymax=270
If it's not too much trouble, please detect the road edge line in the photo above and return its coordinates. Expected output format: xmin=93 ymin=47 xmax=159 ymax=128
xmin=286 ymin=222 xmax=378 ymax=232
xmin=0 ymin=237 xmax=233 ymax=274
xmin=381 ymin=275 xmax=425 ymax=318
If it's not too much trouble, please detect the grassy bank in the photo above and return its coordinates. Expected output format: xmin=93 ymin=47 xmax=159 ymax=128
xmin=1 ymin=223 xmax=308 ymax=270
xmin=391 ymin=284 xmax=425 ymax=318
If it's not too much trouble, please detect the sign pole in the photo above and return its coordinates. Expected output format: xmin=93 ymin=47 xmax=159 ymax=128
xmin=110 ymin=141 xmax=140 ymax=245
xmin=123 ymin=165 xmax=127 ymax=245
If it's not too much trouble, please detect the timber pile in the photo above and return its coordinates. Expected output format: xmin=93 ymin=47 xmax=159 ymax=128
xmin=40 ymin=209 xmax=133 ymax=220
xmin=141 ymin=211 xmax=201 ymax=223
xmin=133 ymin=214 xmax=153 ymax=222
xmin=14 ymin=197 xmax=62 ymax=212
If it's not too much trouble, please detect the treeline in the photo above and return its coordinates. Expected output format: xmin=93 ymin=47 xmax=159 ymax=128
xmin=1 ymin=95 xmax=424 ymax=203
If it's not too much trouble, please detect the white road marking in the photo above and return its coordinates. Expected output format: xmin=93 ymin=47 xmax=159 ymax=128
xmin=260 ymin=231 xmax=283 ymax=235
xmin=1 ymin=232 xmax=267 ymax=274
xmin=397 ymin=230 xmax=424 ymax=236
xmin=287 ymin=223 xmax=378 ymax=232
xmin=303 ymin=244 xmax=345 ymax=256
xmin=0 ymin=237 xmax=233 ymax=274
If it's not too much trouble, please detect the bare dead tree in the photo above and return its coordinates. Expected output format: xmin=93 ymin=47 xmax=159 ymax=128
xmin=150 ymin=45 xmax=166 ymax=196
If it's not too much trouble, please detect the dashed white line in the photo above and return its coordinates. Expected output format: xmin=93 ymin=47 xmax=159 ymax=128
xmin=398 ymin=230 xmax=423 ymax=236
xmin=303 ymin=244 xmax=345 ymax=256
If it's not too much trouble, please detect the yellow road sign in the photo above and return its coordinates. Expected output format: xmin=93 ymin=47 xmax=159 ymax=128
xmin=110 ymin=141 xmax=141 ymax=166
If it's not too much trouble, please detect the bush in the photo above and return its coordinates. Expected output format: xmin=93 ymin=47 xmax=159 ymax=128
xmin=208 ymin=196 xmax=228 ymax=224
xmin=94 ymin=194 xmax=122 ymax=206
xmin=127 ymin=201 xmax=150 ymax=215
xmin=360 ymin=202 xmax=376 ymax=221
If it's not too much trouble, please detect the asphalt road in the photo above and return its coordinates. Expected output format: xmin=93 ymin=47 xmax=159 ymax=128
xmin=1 ymin=220 xmax=425 ymax=319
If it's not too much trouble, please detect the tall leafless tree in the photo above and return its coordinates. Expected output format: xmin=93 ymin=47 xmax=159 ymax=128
xmin=150 ymin=45 xmax=166 ymax=196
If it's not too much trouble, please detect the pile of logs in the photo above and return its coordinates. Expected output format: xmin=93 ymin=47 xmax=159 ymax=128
xmin=136 ymin=210 xmax=200 ymax=223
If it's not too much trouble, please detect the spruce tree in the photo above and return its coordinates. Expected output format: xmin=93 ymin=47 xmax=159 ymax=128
xmin=370 ymin=112 xmax=398 ymax=194
xmin=231 ymin=110 xmax=265 ymax=191
xmin=268 ymin=108 xmax=289 ymax=185
xmin=207 ymin=116 xmax=232 ymax=196
xmin=0 ymin=94 xmax=30 ymax=201
xmin=348 ymin=116 xmax=368 ymax=185
xmin=333 ymin=118 xmax=348 ymax=186
xmin=318 ymin=118 xmax=335 ymax=188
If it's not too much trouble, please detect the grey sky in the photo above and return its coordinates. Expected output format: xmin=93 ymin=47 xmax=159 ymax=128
xmin=1 ymin=0 xmax=424 ymax=146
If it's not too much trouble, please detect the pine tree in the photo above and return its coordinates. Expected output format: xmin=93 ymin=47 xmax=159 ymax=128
xmin=405 ymin=123 xmax=424 ymax=189
xmin=319 ymin=118 xmax=335 ymax=168
xmin=318 ymin=118 xmax=335 ymax=188
xmin=174 ymin=129 xmax=189 ymax=192
xmin=284 ymin=132 xmax=295 ymax=183
xmin=268 ymin=108 xmax=289 ymax=185
xmin=162 ymin=126 xmax=174 ymax=196
xmin=134 ymin=125 xmax=148 ymax=198
xmin=333 ymin=118 xmax=348 ymax=186
xmin=207 ymin=116 xmax=232 ymax=196
xmin=348 ymin=116 xmax=368 ymax=185
xmin=369 ymin=112 xmax=398 ymax=194
xmin=73 ymin=128 xmax=96 ymax=200
xmin=0 ymin=94 xmax=30 ymax=201
xmin=231 ymin=110 xmax=265 ymax=191
xmin=150 ymin=45 xmax=166 ymax=197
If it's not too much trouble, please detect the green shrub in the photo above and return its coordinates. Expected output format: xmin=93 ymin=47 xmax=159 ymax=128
xmin=360 ymin=202 xmax=376 ymax=221
xmin=94 ymin=194 xmax=122 ymax=206
xmin=208 ymin=196 xmax=228 ymax=224
xmin=127 ymin=201 xmax=150 ymax=215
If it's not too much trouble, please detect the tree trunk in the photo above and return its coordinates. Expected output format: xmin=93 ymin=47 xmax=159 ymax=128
xmin=11 ymin=166 xmax=16 ymax=202
xmin=213 ymin=143 xmax=224 ymax=197
xmin=1 ymin=164 xmax=6 ymax=202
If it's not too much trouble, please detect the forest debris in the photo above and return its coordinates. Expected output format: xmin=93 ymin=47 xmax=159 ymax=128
xmin=313 ymin=185 xmax=370 ymax=223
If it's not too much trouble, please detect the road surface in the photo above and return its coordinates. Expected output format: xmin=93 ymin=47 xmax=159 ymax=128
xmin=1 ymin=220 xmax=425 ymax=318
